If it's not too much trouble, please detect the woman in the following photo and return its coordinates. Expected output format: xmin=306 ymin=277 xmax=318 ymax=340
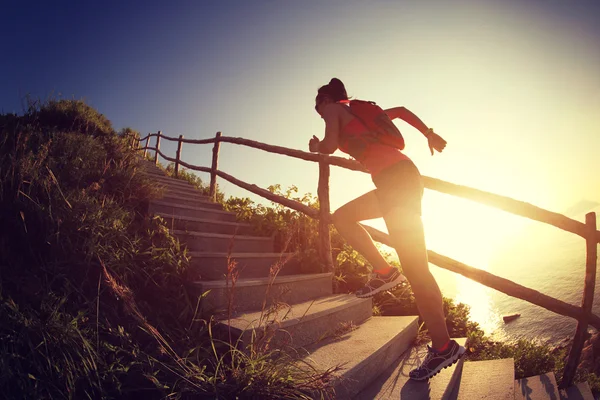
xmin=309 ymin=78 xmax=465 ymax=381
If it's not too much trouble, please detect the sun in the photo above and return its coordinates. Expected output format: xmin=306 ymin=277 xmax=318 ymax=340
xmin=421 ymin=191 xmax=527 ymax=271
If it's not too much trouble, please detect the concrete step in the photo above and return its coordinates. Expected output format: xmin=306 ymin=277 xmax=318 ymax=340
xmin=355 ymin=338 xmax=467 ymax=400
xmin=455 ymin=358 xmax=515 ymax=400
xmin=157 ymin=187 xmax=212 ymax=201
xmin=515 ymin=372 xmax=560 ymax=400
xmin=158 ymin=194 xmax=222 ymax=209
xmin=157 ymin=184 xmax=210 ymax=199
xmin=198 ymin=272 xmax=333 ymax=314
xmin=303 ymin=316 xmax=419 ymax=399
xmin=149 ymin=200 xmax=237 ymax=222
xmin=151 ymin=175 xmax=199 ymax=190
xmin=559 ymin=381 xmax=594 ymax=399
xmin=173 ymin=230 xmax=274 ymax=253
xmin=140 ymin=165 xmax=165 ymax=172
xmin=140 ymin=168 xmax=165 ymax=176
xmin=189 ymin=251 xmax=301 ymax=280
xmin=139 ymin=162 xmax=162 ymax=170
xmin=223 ymin=294 xmax=372 ymax=350
xmin=156 ymin=213 xmax=256 ymax=235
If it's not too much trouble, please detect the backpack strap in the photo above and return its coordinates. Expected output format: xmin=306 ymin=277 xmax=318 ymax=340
xmin=336 ymin=99 xmax=371 ymax=131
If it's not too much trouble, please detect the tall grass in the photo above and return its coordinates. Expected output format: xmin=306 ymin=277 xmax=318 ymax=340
xmin=0 ymin=99 xmax=336 ymax=399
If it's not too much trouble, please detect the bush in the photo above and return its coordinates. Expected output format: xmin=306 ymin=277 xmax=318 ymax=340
xmin=26 ymin=98 xmax=114 ymax=137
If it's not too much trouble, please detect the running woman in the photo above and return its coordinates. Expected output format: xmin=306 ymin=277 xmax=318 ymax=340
xmin=309 ymin=78 xmax=465 ymax=380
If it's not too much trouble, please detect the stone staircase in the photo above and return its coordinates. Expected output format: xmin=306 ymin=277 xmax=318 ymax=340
xmin=140 ymin=160 xmax=595 ymax=400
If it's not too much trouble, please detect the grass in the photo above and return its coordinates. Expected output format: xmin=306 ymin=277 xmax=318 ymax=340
xmin=0 ymin=99 xmax=339 ymax=399
xmin=156 ymin=146 xmax=600 ymax=395
xmin=10 ymin=98 xmax=595 ymax=397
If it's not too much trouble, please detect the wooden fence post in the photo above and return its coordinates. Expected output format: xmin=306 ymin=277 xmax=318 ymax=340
xmin=143 ymin=136 xmax=150 ymax=158
xmin=209 ymin=132 xmax=222 ymax=202
xmin=154 ymin=131 xmax=162 ymax=165
xmin=317 ymin=156 xmax=334 ymax=273
xmin=561 ymin=211 xmax=597 ymax=388
xmin=175 ymin=135 xmax=184 ymax=177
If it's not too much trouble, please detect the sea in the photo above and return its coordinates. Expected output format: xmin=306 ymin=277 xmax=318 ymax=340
xmin=431 ymin=204 xmax=600 ymax=345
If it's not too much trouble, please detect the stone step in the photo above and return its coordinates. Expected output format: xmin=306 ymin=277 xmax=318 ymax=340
xmin=158 ymin=187 xmax=212 ymax=201
xmin=156 ymin=213 xmax=256 ymax=235
xmin=173 ymin=230 xmax=273 ymax=253
xmin=559 ymin=381 xmax=594 ymax=399
xmin=158 ymin=194 xmax=222 ymax=209
xmin=139 ymin=162 xmax=162 ymax=170
xmin=455 ymin=358 xmax=515 ymax=400
xmin=157 ymin=183 xmax=210 ymax=199
xmin=222 ymin=294 xmax=372 ymax=350
xmin=198 ymin=272 xmax=333 ymax=314
xmin=141 ymin=168 xmax=165 ymax=176
xmin=515 ymin=372 xmax=560 ymax=400
xmin=140 ymin=164 xmax=164 ymax=172
xmin=151 ymin=175 xmax=199 ymax=190
xmin=189 ymin=251 xmax=301 ymax=280
xmin=355 ymin=338 xmax=467 ymax=400
xmin=303 ymin=316 xmax=419 ymax=399
xmin=149 ymin=200 xmax=237 ymax=222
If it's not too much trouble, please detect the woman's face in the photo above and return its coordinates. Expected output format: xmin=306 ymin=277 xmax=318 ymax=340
xmin=315 ymin=95 xmax=333 ymax=116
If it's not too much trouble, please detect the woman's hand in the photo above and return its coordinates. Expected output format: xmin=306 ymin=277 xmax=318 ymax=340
xmin=309 ymin=135 xmax=320 ymax=153
xmin=427 ymin=132 xmax=447 ymax=155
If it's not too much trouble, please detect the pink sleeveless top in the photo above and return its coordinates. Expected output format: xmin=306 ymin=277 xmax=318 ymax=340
xmin=339 ymin=118 xmax=410 ymax=176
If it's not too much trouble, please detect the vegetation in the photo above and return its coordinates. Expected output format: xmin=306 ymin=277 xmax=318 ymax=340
xmin=0 ymin=99 xmax=335 ymax=399
xmin=163 ymin=163 xmax=600 ymax=393
xmin=1 ymin=98 xmax=597 ymax=398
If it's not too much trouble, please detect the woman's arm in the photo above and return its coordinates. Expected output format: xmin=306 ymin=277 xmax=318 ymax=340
xmin=313 ymin=104 xmax=340 ymax=154
xmin=385 ymin=106 xmax=447 ymax=155
xmin=384 ymin=106 xmax=430 ymax=137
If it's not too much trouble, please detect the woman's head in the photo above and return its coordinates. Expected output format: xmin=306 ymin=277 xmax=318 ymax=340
xmin=315 ymin=78 xmax=348 ymax=114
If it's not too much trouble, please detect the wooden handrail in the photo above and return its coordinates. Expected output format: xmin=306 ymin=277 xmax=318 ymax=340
xmin=174 ymin=135 xmax=184 ymax=177
xmin=358 ymin=223 xmax=600 ymax=331
xmin=154 ymin=131 xmax=162 ymax=165
xmin=561 ymin=212 xmax=598 ymax=388
xmin=209 ymin=132 xmax=222 ymax=202
xmin=318 ymin=156 xmax=334 ymax=272
xmin=154 ymin=144 xmax=600 ymax=325
xmin=423 ymin=177 xmax=595 ymax=242
xmin=158 ymin=149 xmax=318 ymax=217
xmin=138 ymin=133 xmax=158 ymax=142
xmin=145 ymin=132 xmax=600 ymax=244
xmin=146 ymin=131 xmax=599 ymax=384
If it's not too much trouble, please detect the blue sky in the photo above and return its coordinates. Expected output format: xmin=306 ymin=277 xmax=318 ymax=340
xmin=2 ymin=1 xmax=599 ymax=223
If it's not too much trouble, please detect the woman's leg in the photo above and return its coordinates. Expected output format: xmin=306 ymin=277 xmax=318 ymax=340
xmin=383 ymin=207 xmax=450 ymax=350
xmin=331 ymin=190 xmax=391 ymax=272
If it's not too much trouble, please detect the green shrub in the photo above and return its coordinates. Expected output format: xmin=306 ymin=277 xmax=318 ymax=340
xmin=26 ymin=98 xmax=114 ymax=137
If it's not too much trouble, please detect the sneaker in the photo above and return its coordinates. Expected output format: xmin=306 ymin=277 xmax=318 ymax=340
xmin=355 ymin=268 xmax=407 ymax=298
xmin=409 ymin=339 xmax=466 ymax=381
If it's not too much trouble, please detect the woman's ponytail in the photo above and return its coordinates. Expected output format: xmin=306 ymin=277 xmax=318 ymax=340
xmin=316 ymin=78 xmax=349 ymax=103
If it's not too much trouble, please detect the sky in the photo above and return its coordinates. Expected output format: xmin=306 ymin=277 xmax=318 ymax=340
xmin=2 ymin=0 xmax=599 ymax=270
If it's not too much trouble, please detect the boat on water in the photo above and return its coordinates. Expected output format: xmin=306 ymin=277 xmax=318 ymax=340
xmin=502 ymin=313 xmax=521 ymax=323
xmin=503 ymin=313 xmax=521 ymax=323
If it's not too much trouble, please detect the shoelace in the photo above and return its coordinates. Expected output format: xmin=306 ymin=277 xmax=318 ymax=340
xmin=417 ymin=346 xmax=438 ymax=370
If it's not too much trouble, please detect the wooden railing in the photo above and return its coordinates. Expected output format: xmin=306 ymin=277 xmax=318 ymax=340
xmin=129 ymin=131 xmax=598 ymax=388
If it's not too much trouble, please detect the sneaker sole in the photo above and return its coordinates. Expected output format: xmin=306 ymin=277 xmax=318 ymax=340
xmin=355 ymin=275 xmax=407 ymax=298
xmin=410 ymin=345 xmax=466 ymax=381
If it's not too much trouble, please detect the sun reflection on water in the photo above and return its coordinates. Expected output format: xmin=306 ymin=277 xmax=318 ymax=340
xmin=422 ymin=193 xmax=528 ymax=338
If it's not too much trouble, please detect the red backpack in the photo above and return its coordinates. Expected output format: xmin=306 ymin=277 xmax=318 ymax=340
xmin=342 ymin=99 xmax=405 ymax=151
